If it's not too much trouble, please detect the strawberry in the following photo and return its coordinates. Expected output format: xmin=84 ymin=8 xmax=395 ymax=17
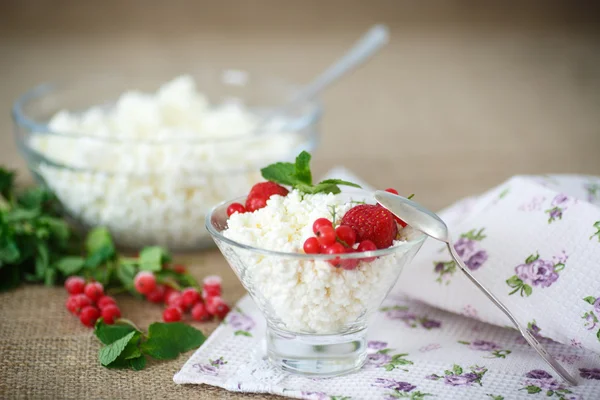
xmin=245 ymin=182 xmax=289 ymax=212
xmin=340 ymin=204 xmax=398 ymax=249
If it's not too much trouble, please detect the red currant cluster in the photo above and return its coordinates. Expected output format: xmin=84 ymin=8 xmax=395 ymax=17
xmin=133 ymin=272 xmax=230 ymax=323
xmin=226 ymin=181 xmax=291 ymax=217
xmin=303 ymin=218 xmax=378 ymax=270
xmin=64 ymin=277 xmax=120 ymax=327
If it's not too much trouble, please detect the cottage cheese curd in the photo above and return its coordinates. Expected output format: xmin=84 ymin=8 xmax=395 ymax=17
xmin=28 ymin=76 xmax=312 ymax=248
xmin=222 ymin=190 xmax=413 ymax=333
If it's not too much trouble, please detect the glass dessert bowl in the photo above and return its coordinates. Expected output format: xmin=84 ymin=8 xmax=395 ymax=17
xmin=206 ymin=189 xmax=426 ymax=376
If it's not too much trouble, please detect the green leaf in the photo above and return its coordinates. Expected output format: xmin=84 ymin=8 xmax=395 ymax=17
xmin=98 ymin=331 xmax=137 ymax=366
xmin=452 ymin=364 xmax=463 ymax=375
xmin=17 ymin=187 xmax=54 ymax=209
xmin=458 ymin=340 xmax=470 ymax=345
xmin=546 ymin=390 xmax=553 ymax=396
xmin=4 ymin=208 xmax=40 ymax=223
xmin=506 ymin=275 xmax=522 ymax=287
xmin=35 ymin=244 xmax=49 ymax=279
xmin=55 ymin=256 xmax=85 ymax=275
xmin=293 ymin=151 xmax=312 ymax=185
xmin=40 ymin=217 xmax=70 ymax=243
xmin=584 ymin=296 xmax=596 ymax=305
xmin=0 ymin=241 xmax=20 ymax=263
xmin=85 ymin=227 xmax=114 ymax=254
xmin=139 ymin=246 xmax=169 ymax=272
xmin=384 ymin=364 xmax=395 ymax=371
xmin=140 ymin=322 xmax=205 ymax=360
xmin=234 ymin=330 xmax=252 ymax=337
xmin=95 ymin=320 xmax=139 ymax=345
xmin=597 ymin=329 xmax=600 ymax=342
xmin=304 ymin=182 xmax=342 ymax=195
xmin=0 ymin=167 xmax=15 ymax=198
xmin=44 ymin=267 xmax=56 ymax=286
xmin=120 ymin=332 xmax=142 ymax=360
xmin=84 ymin=245 xmax=115 ymax=269
xmin=525 ymin=253 xmax=539 ymax=264
xmin=318 ymin=179 xmax=361 ymax=189
xmin=260 ymin=162 xmax=297 ymax=186
xmin=129 ymin=356 xmax=146 ymax=371
xmin=522 ymin=284 xmax=533 ymax=297
xmin=524 ymin=385 xmax=541 ymax=394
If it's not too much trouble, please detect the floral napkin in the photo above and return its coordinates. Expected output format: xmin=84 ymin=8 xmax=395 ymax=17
xmin=175 ymin=172 xmax=600 ymax=399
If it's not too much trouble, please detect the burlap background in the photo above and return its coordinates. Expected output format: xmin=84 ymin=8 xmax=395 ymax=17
xmin=1 ymin=1 xmax=600 ymax=399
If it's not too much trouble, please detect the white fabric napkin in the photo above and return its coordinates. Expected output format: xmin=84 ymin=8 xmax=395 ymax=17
xmin=175 ymin=171 xmax=600 ymax=399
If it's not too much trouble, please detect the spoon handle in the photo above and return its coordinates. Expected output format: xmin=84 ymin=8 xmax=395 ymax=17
xmin=446 ymin=241 xmax=578 ymax=386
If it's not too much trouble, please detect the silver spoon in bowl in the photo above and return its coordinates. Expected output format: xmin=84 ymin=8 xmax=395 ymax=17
xmin=374 ymin=190 xmax=577 ymax=386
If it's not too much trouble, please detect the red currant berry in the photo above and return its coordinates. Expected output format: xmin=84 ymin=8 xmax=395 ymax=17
xmin=83 ymin=282 xmax=104 ymax=303
xmin=226 ymin=202 xmax=246 ymax=217
xmin=64 ymin=276 xmax=86 ymax=295
xmin=335 ymin=225 xmax=357 ymax=247
xmin=357 ymin=240 xmax=377 ymax=262
xmin=172 ymin=264 xmax=187 ymax=274
xmin=65 ymin=295 xmax=80 ymax=314
xmin=79 ymin=306 xmax=100 ymax=327
xmin=166 ymin=291 xmax=184 ymax=308
xmin=245 ymin=196 xmax=267 ymax=212
xmin=134 ymin=271 xmax=157 ymax=295
xmin=101 ymin=304 xmax=121 ymax=325
xmin=385 ymin=188 xmax=399 ymax=195
xmin=303 ymin=237 xmax=321 ymax=254
xmin=206 ymin=296 xmax=224 ymax=315
xmin=202 ymin=276 xmax=222 ymax=298
xmin=163 ymin=286 xmax=176 ymax=302
xmin=323 ymin=242 xmax=346 ymax=267
xmin=213 ymin=302 xmax=231 ymax=320
xmin=315 ymin=225 xmax=336 ymax=247
xmin=191 ymin=302 xmax=212 ymax=322
xmin=68 ymin=294 xmax=92 ymax=315
xmin=146 ymin=285 xmax=167 ymax=303
xmin=312 ymin=218 xmax=333 ymax=234
xmin=97 ymin=296 xmax=117 ymax=310
xmin=163 ymin=306 xmax=182 ymax=322
xmin=181 ymin=288 xmax=201 ymax=309
xmin=340 ymin=248 xmax=360 ymax=270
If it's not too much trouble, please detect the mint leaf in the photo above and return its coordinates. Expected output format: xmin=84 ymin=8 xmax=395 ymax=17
xmin=95 ymin=320 xmax=139 ymax=345
xmin=294 ymin=151 xmax=312 ymax=185
xmin=86 ymin=227 xmax=114 ymax=254
xmin=139 ymin=246 xmax=169 ymax=272
xmin=55 ymin=256 xmax=85 ymax=275
xmin=117 ymin=262 xmax=136 ymax=287
xmin=129 ymin=356 xmax=146 ymax=370
xmin=260 ymin=162 xmax=297 ymax=186
xmin=98 ymin=330 xmax=137 ymax=366
xmin=140 ymin=322 xmax=205 ymax=360
xmin=0 ymin=241 xmax=20 ymax=263
xmin=524 ymin=385 xmax=541 ymax=394
xmin=318 ymin=179 xmax=361 ymax=189
xmin=34 ymin=244 xmax=49 ymax=279
xmin=584 ymin=296 xmax=596 ymax=305
xmin=308 ymin=183 xmax=341 ymax=195
xmin=84 ymin=245 xmax=115 ymax=269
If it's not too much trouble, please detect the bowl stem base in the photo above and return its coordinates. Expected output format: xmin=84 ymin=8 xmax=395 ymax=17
xmin=266 ymin=326 xmax=367 ymax=377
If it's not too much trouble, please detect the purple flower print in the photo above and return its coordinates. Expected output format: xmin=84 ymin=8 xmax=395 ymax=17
xmin=525 ymin=369 xmax=553 ymax=380
xmin=515 ymin=258 xmax=559 ymax=288
xmin=193 ymin=363 xmax=218 ymax=376
xmin=301 ymin=391 xmax=329 ymax=400
xmin=367 ymin=352 xmax=392 ymax=367
xmin=368 ymin=340 xmax=388 ymax=350
xmin=434 ymin=262 xmax=444 ymax=273
xmin=465 ymin=250 xmax=488 ymax=271
xmin=227 ymin=310 xmax=255 ymax=332
xmin=454 ymin=237 xmax=476 ymax=259
xmin=373 ymin=378 xmax=416 ymax=392
xmin=533 ymin=378 xmax=561 ymax=390
xmin=547 ymin=207 xmax=562 ymax=221
xmin=579 ymin=368 xmax=600 ymax=380
xmin=210 ymin=357 xmax=226 ymax=366
xmin=594 ymin=298 xmax=600 ymax=315
xmin=583 ymin=312 xmax=597 ymax=330
xmin=443 ymin=374 xmax=478 ymax=386
xmin=552 ymin=193 xmax=569 ymax=207
xmin=420 ymin=318 xmax=441 ymax=329
xmin=469 ymin=340 xmax=499 ymax=351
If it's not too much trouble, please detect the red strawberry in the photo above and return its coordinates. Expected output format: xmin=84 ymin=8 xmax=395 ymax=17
xmin=340 ymin=204 xmax=398 ymax=249
xmin=245 ymin=182 xmax=289 ymax=212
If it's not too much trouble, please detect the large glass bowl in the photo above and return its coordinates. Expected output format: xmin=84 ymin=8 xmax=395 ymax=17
xmin=207 ymin=190 xmax=427 ymax=376
xmin=12 ymin=70 xmax=321 ymax=250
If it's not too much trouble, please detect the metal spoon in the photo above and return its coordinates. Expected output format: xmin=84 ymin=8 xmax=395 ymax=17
xmin=374 ymin=190 xmax=577 ymax=386
xmin=256 ymin=24 xmax=389 ymax=131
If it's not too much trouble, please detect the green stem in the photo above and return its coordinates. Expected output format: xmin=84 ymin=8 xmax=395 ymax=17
xmin=116 ymin=318 xmax=142 ymax=333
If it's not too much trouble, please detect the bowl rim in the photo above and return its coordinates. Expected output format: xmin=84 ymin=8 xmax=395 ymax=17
xmin=205 ymin=191 xmax=428 ymax=260
xmin=11 ymin=72 xmax=323 ymax=144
